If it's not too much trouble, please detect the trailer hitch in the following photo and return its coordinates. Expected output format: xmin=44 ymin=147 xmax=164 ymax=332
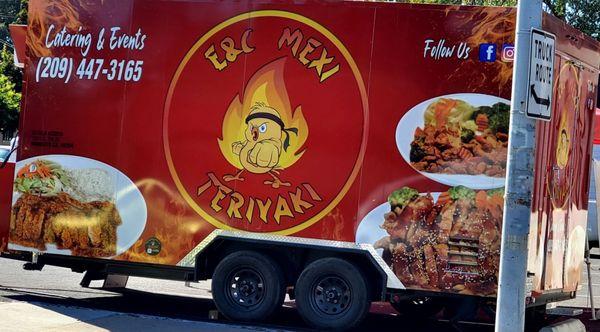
xmin=23 ymin=262 xmax=44 ymax=271
xmin=22 ymin=252 xmax=44 ymax=271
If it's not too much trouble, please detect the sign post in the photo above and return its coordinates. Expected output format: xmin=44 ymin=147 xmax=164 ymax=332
xmin=526 ymin=28 xmax=556 ymax=120
xmin=495 ymin=0 xmax=542 ymax=331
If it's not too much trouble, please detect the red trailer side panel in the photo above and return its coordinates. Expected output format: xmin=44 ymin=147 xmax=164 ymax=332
xmin=0 ymin=164 xmax=14 ymax=252
xmin=9 ymin=1 xmax=599 ymax=300
xmin=527 ymin=13 xmax=600 ymax=295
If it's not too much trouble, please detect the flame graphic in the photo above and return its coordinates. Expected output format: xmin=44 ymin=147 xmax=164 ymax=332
xmin=27 ymin=0 xmax=104 ymax=57
xmin=466 ymin=7 xmax=515 ymax=88
xmin=218 ymin=58 xmax=308 ymax=170
xmin=447 ymin=7 xmax=515 ymax=94
xmin=117 ymin=178 xmax=200 ymax=264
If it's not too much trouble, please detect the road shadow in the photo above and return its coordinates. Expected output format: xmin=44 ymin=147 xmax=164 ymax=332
xmin=2 ymin=287 xmax=496 ymax=332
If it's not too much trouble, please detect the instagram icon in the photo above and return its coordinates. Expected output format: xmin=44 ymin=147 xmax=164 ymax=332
xmin=501 ymin=44 xmax=515 ymax=62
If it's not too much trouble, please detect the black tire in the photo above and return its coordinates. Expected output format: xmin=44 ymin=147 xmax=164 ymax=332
xmin=295 ymin=258 xmax=370 ymax=330
xmin=390 ymin=297 xmax=443 ymax=318
xmin=211 ymin=251 xmax=285 ymax=322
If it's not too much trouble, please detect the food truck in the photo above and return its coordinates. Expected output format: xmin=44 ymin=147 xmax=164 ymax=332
xmin=1 ymin=0 xmax=599 ymax=329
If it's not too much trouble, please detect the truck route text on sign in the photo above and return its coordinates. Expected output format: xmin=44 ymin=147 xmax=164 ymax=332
xmin=526 ymin=28 xmax=556 ymax=120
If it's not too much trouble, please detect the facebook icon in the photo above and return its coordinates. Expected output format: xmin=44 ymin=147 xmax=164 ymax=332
xmin=479 ymin=43 xmax=497 ymax=62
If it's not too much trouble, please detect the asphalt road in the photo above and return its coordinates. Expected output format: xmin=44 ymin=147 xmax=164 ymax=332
xmin=0 ymin=256 xmax=597 ymax=331
xmin=0 ymin=257 xmax=496 ymax=332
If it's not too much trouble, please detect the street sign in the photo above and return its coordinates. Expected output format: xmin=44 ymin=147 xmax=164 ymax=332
xmin=526 ymin=28 xmax=556 ymax=121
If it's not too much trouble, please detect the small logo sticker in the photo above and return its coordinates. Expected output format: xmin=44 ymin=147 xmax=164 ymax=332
xmin=145 ymin=237 xmax=161 ymax=256
xmin=501 ymin=44 xmax=515 ymax=62
xmin=478 ymin=43 xmax=497 ymax=62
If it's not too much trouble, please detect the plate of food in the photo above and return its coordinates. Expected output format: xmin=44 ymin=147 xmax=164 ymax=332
xmin=356 ymin=186 xmax=504 ymax=295
xmin=8 ymin=155 xmax=147 ymax=257
xmin=396 ymin=93 xmax=510 ymax=189
xmin=356 ymin=191 xmax=441 ymax=256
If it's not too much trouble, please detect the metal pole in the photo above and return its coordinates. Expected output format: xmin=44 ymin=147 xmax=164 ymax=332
xmin=495 ymin=1 xmax=542 ymax=331
xmin=585 ymin=236 xmax=597 ymax=320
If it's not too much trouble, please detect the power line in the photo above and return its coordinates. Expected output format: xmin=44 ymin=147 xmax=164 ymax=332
xmin=0 ymin=40 xmax=13 ymax=50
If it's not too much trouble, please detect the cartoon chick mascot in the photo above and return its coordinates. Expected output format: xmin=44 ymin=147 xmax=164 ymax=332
xmin=224 ymin=102 xmax=298 ymax=188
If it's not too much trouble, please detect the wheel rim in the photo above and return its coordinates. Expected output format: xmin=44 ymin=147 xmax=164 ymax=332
xmin=310 ymin=274 xmax=352 ymax=316
xmin=226 ymin=268 xmax=265 ymax=309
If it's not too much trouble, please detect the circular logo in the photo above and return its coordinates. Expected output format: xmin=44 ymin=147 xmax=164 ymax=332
xmin=164 ymin=11 xmax=368 ymax=234
xmin=145 ymin=237 xmax=162 ymax=256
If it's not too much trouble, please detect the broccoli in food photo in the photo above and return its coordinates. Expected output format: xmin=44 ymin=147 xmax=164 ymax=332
xmin=448 ymin=185 xmax=476 ymax=201
xmin=487 ymin=187 xmax=505 ymax=197
xmin=388 ymin=187 xmax=419 ymax=209
xmin=472 ymin=102 xmax=510 ymax=134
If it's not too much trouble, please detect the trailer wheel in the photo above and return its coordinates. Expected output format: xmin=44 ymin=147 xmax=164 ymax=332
xmin=211 ymin=251 xmax=285 ymax=322
xmin=295 ymin=258 xmax=370 ymax=330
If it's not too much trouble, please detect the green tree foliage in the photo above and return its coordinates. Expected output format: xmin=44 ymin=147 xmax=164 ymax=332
xmin=0 ymin=0 xmax=21 ymax=46
xmin=0 ymin=46 xmax=21 ymax=92
xmin=0 ymin=0 xmax=25 ymax=136
xmin=545 ymin=0 xmax=600 ymax=39
xmin=0 ymin=74 xmax=20 ymax=136
xmin=14 ymin=0 xmax=27 ymax=25
xmin=0 ymin=0 xmax=27 ymax=49
xmin=0 ymin=0 xmax=21 ymax=24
